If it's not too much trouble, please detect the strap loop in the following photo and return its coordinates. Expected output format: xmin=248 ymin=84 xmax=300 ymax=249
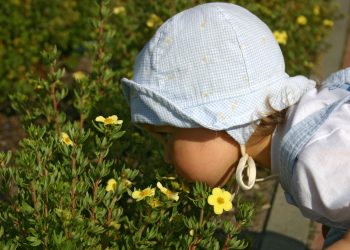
xmin=235 ymin=145 xmax=256 ymax=190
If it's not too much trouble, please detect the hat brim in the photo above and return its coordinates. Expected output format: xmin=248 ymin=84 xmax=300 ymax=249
xmin=121 ymin=75 xmax=315 ymax=144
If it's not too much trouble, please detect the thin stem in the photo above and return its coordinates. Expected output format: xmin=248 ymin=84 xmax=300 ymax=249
xmin=90 ymin=207 xmax=95 ymax=222
xmin=189 ymin=237 xmax=200 ymax=250
xmin=96 ymin=140 xmax=108 ymax=168
xmin=96 ymin=6 xmax=106 ymax=88
xmin=138 ymin=224 xmax=146 ymax=237
xmin=44 ymin=168 xmax=49 ymax=249
xmin=223 ymin=235 xmax=232 ymax=250
xmin=90 ymin=180 xmax=101 ymax=221
xmin=79 ymin=113 xmax=84 ymax=133
xmin=97 ymin=152 xmax=104 ymax=165
xmin=31 ymin=182 xmax=39 ymax=222
xmin=107 ymin=208 xmax=112 ymax=225
xmin=138 ymin=208 xmax=152 ymax=238
xmin=50 ymin=82 xmax=61 ymax=137
xmin=199 ymin=208 xmax=204 ymax=227
xmin=71 ymin=155 xmax=77 ymax=218
xmin=90 ymin=153 xmax=104 ymax=222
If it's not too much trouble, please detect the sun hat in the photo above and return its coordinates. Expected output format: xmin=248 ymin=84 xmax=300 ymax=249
xmin=121 ymin=2 xmax=315 ymax=189
xmin=121 ymin=2 xmax=315 ymax=144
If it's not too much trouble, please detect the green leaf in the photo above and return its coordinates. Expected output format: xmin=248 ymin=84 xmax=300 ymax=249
xmin=26 ymin=236 xmax=42 ymax=246
xmin=21 ymin=201 xmax=35 ymax=214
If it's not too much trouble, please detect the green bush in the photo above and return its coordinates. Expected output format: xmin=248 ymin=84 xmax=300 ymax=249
xmin=0 ymin=0 xmax=94 ymax=113
xmin=0 ymin=0 xmax=340 ymax=113
xmin=0 ymin=1 xmax=253 ymax=248
xmin=0 ymin=0 xmax=341 ymax=248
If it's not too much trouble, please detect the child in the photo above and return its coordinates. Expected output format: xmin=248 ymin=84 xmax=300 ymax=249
xmin=121 ymin=2 xmax=350 ymax=249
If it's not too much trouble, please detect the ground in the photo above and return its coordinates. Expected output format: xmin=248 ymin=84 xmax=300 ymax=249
xmin=0 ymin=114 xmax=26 ymax=152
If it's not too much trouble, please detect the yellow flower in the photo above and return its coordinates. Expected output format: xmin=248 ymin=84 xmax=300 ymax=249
xmin=73 ymin=71 xmax=86 ymax=81
xmin=180 ymin=181 xmax=190 ymax=193
xmin=106 ymin=178 xmax=117 ymax=192
xmin=273 ymin=30 xmax=288 ymax=45
xmin=131 ymin=187 xmax=155 ymax=201
xmin=146 ymin=14 xmax=162 ymax=28
xmin=34 ymin=84 xmax=43 ymax=90
xmin=162 ymin=176 xmax=176 ymax=180
xmin=303 ymin=61 xmax=315 ymax=68
xmin=189 ymin=229 xmax=194 ymax=236
xmin=147 ymin=198 xmax=162 ymax=208
xmin=207 ymin=187 xmax=233 ymax=215
xmin=113 ymin=6 xmax=126 ymax=15
xmin=157 ymin=182 xmax=179 ymax=201
xmin=296 ymin=15 xmax=308 ymax=26
xmin=122 ymin=178 xmax=132 ymax=187
xmin=313 ymin=5 xmax=320 ymax=16
xmin=323 ymin=19 xmax=334 ymax=28
xmin=95 ymin=115 xmax=123 ymax=125
xmin=170 ymin=181 xmax=180 ymax=190
xmin=109 ymin=221 xmax=121 ymax=230
xmin=61 ymin=132 xmax=73 ymax=146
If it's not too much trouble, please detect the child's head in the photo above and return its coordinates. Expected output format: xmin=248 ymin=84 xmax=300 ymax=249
xmin=122 ymin=2 xmax=315 ymax=187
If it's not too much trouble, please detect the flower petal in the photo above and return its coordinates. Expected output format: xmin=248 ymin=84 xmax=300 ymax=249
xmin=106 ymin=178 xmax=117 ymax=192
xmin=131 ymin=190 xmax=141 ymax=200
xmin=207 ymin=195 xmax=216 ymax=205
xmin=143 ymin=187 xmax=155 ymax=197
xmin=222 ymin=190 xmax=232 ymax=201
xmin=212 ymin=187 xmax=222 ymax=196
xmin=61 ymin=132 xmax=73 ymax=146
xmin=213 ymin=205 xmax=223 ymax=215
xmin=223 ymin=201 xmax=233 ymax=211
xmin=95 ymin=116 xmax=106 ymax=123
xmin=73 ymin=71 xmax=86 ymax=81
xmin=157 ymin=182 xmax=165 ymax=192
xmin=170 ymin=192 xmax=179 ymax=201
xmin=107 ymin=115 xmax=119 ymax=124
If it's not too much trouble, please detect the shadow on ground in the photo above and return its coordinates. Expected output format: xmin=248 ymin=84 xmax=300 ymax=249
xmin=242 ymin=230 xmax=308 ymax=250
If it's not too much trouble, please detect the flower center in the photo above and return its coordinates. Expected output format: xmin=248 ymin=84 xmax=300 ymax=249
xmin=105 ymin=118 xmax=113 ymax=124
xmin=141 ymin=190 xmax=151 ymax=196
xmin=150 ymin=199 xmax=160 ymax=207
xmin=217 ymin=197 xmax=225 ymax=205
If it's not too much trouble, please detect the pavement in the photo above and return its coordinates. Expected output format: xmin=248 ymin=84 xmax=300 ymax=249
xmin=258 ymin=1 xmax=350 ymax=250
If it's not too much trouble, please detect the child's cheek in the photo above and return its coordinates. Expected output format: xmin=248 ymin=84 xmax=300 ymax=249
xmin=171 ymin=139 xmax=237 ymax=187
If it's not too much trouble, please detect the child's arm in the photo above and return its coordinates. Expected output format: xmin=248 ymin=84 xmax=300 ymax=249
xmin=325 ymin=230 xmax=350 ymax=250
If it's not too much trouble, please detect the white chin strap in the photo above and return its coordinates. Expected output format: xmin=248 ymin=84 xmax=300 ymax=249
xmin=231 ymin=144 xmax=278 ymax=202
xmin=235 ymin=144 xmax=257 ymax=190
xmin=234 ymin=144 xmax=278 ymax=190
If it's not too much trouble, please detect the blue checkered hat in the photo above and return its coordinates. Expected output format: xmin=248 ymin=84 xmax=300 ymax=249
xmin=121 ymin=2 xmax=315 ymax=145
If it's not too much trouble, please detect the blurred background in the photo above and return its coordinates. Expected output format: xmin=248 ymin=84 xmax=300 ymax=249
xmin=0 ymin=1 xmax=349 ymax=249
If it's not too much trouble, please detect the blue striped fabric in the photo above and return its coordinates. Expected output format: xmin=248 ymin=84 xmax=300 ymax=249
xmin=279 ymin=94 xmax=350 ymax=194
xmin=279 ymin=68 xmax=350 ymax=229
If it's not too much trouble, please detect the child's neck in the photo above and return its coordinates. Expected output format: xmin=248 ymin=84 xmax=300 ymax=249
xmin=246 ymin=134 xmax=272 ymax=169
